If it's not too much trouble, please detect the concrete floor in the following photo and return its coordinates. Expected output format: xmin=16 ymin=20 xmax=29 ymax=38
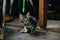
xmin=4 ymin=28 xmax=60 ymax=40
xmin=47 ymin=20 xmax=60 ymax=28
xmin=3 ymin=20 xmax=60 ymax=40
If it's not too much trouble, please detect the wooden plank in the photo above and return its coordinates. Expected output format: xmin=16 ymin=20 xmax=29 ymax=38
xmin=39 ymin=0 xmax=47 ymax=28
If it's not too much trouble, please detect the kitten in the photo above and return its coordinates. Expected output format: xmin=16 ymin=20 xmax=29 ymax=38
xmin=19 ymin=12 xmax=38 ymax=33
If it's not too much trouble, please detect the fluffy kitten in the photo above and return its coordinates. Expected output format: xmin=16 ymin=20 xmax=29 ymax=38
xmin=19 ymin=12 xmax=38 ymax=33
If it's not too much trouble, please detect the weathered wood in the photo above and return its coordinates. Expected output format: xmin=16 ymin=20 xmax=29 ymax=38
xmin=39 ymin=0 xmax=47 ymax=28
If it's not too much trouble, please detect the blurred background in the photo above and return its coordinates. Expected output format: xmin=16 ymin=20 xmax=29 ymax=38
xmin=0 ymin=0 xmax=60 ymax=20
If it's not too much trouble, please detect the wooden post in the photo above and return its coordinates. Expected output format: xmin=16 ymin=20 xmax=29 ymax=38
xmin=39 ymin=0 xmax=47 ymax=28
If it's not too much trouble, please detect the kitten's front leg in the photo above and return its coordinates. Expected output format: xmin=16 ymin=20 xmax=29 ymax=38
xmin=20 ymin=26 xmax=28 ymax=33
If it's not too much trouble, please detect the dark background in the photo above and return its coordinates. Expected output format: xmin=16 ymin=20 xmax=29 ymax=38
xmin=4 ymin=0 xmax=60 ymax=20
xmin=0 ymin=0 xmax=3 ymax=28
xmin=5 ymin=0 xmax=38 ymax=18
xmin=48 ymin=0 xmax=60 ymax=20
xmin=5 ymin=0 xmax=60 ymax=20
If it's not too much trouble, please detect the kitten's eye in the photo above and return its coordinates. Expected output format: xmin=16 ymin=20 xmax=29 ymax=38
xmin=23 ymin=19 xmax=25 ymax=21
xmin=21 ymin=20 xmax=24 ymax=23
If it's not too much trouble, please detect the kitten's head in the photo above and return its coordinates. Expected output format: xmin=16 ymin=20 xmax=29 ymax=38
xmin=19 ymin=12 xmax=30 ymax=25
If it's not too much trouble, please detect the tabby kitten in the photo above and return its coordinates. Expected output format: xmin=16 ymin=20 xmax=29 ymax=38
xmin=19 ymin=12 xmax=38 ymax=33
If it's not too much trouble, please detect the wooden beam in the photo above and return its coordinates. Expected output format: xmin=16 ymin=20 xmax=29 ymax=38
xmin=39 ymin=0 xmax=47 ymax=28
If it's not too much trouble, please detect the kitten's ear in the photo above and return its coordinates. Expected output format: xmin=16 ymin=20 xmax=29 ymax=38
xmin=19 ymin=14 xmax=23 ymax=18
xmin=26 ymin=12 xmax=30 ymax=18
